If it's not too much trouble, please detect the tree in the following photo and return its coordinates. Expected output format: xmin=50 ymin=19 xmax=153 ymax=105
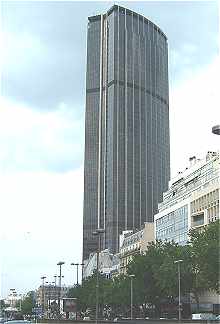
xmin=0 ymin=299 xmax=5 ymax=312
xmin=108 ymin=274 xmax=131 ymax=316
xmin=127 ymin=240 xmax=194 ymax=317
xmin=68 ymin=223 xmax=219 ymax=317
xmin=127 ymin=241 xmax=166 ymax=316
xmin=20 ymin=291 xmax=35 ymax=315
xmin=188 ymin=220 xmax=220 ymax=310
xmin=67 ymin=272 xmax=111 ymax=316
xmin=154 ymin=242 xmax=193 ymax=298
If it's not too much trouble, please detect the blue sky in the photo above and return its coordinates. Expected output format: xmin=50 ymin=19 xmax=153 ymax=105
xmin=0 ymin=0 xmax=219 ymax=297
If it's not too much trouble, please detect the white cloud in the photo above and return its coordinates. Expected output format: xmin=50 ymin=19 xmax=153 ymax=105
xmin=169 ymin=41 xmax=212 ymax=87
xmin=169 ymin=55 xmax=220 ymax=177
xmin=170 ymin=42 xmax=198 ymax=70
xmin=0 ymin=167 xmax=84 ymax=296
xmin=1 ymin=30 xmax=47 ymax=75
xmin=0 ymin=168 xmax=83 ymax=237
xmin=0 ymin=97 xmax=84 ymax=172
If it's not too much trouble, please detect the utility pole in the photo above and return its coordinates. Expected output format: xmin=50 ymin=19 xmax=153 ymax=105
xmin=174 ymin=259 xmax=183 ymax=321
xmin=93 ymin=228 xmax=105 ymax=324
xmin=70 ymin=263 xmax=84 ymax=285
xmin=40 ymin=276 xmax=46 ymax=318
xmin=129 ymin=275 xmax=135 ymax=320
xmin=57 ymin=261 xmax=65 ymax=318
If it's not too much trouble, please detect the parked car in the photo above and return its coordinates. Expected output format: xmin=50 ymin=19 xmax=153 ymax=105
xmin=192 ymin=313 xmax=216 ymax=320
xmin=83 ymin=316 xmax=90 ymax=321
xmin=4 ymin=321 xmax=32 ymax=324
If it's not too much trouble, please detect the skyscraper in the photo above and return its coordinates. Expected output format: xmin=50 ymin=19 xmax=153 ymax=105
xmin=83 ymin=5 xmax=170 ymax=260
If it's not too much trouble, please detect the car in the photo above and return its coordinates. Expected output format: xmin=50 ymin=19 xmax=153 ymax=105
xmin=4 ymin=321 xmax=32 ymax=324
xmin=192 ymin=313 xmax=216 ymax=320
xmin=83 ymin=317 xmax=90 ymax=321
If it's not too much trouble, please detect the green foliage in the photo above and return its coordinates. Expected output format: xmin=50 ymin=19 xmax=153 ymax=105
xmin=0 ymin=299 xmax=6 ymax=310
xmin=68 ymin=222 xmax=219 ymax=316
xmin=154 ymin=242 xmax=193 ymax=297
xmin=109 ymin=274 xmax=130 ymax=313
xmin=20 ymin=291 xmax=35 ymax=315
xmin=67 ymin=272 xmax=111 ymax=314
xmin=127 ymin=240 xmax=193 ymax=308
xmin=189 ymin=220 xmax=220 ymax=293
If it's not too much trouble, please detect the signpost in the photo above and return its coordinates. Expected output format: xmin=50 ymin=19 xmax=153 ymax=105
xmin=62 ymin=298 xmax=77 ymax=319
xmin=32 ymin=306 xmax=43 ymax=318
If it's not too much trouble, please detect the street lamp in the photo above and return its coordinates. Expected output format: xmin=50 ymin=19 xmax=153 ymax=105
xmin=71 ymin=263 xmax=84 ymax=286
xmin=53 ymin=275 xmax=58 ymax=307
xmin=57 ymin=274 xmax=64 ymax=291
xmin=174 ymin=259 xmax=183 ymax=321
xmin=45 ymin=281 xmax=55 ymax=318
xmin=129 ymin=275 xmax=135 ymax=320
xmin=81 ymin=263 xmax=85 ymax=282
xmin=40 ymin=276 xmax=46 ymax=317
xmin=212 ymin=125 xmax=220 ymax=135
xmin=93 ymin=228 xmax=105 ymax=324
xmin=45 ymin=282 xmax=50 ymax=317
xmin=18 ymin=294 xmax=22 ymax=311
xmin=57 ymin=261 xmax=65 ymax=317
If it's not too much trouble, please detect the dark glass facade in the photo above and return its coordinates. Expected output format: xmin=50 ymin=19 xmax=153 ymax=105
xmin=83 ymin=5 xmax=170 ymax=260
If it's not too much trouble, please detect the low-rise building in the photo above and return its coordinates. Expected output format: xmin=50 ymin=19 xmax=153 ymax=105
xmin=83 ymin=223 xmax=154 ymax=278
xmin=83 ymin=249 xmax=120 ymax=279
xmin=119 ymin=229 xmax=143 ymax=275
xmin=119 ymin=222 xmax=154 ymax=274
xmin=5 ymin=290 xmax=22 ymax=310
xmin=36 ymin=284 xmax=68 ymax=309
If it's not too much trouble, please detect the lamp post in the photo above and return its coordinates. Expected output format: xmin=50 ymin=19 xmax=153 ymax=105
xmin=53 ymin=275 xmax=58 ymax=309
xmin=71 ymin=263 xmax=79 ymax=286
xmin=45 ymin=282 xmax=49 ymax=317
xmin=212 ymin=125 xmax=220 ymax=135
xmin=129 ymin=275 xmax=135 ymax=320
xmin=19 ymin=294 xmax=22 ymax=311
xmin=41 ymin=276 xmax=46 ymax=317
xmin=70 ymin=263 xmax=84 ymax=286
xmin=54 ymin=275 xmax=57 ymax=287
xmin=46 ymin=281 xmax=55 ymax=318
xmin=81 ymin=263 xmax=85 ymax=283
xmin=174 ymin=260 xmax=183 ymax=321
xmin=57 ymin=261 xmax=65 ymax=317
xmin=93 ymin=228 xmax=105 ymax=324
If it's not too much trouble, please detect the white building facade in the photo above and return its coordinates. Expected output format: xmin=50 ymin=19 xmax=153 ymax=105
xmin=154 ymin=151 xmax=219 ymax=244
xmin=119 ymin=222 xmax=154 ymax=274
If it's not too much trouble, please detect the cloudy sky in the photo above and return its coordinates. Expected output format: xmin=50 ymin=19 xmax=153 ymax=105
xmin=0 ymin=0 xmax=219 ymax=297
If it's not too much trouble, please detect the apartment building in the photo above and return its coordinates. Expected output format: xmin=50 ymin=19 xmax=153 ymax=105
xmin=154 ymin=151 xmax=219 ymax=244
xmin=119 ymin=222 xmax=154 ymax=274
